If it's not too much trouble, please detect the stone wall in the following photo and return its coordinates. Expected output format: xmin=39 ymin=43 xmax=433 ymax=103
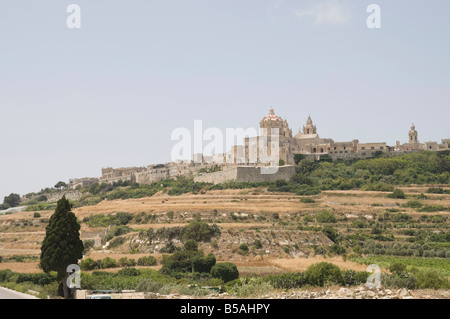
xmin=194 ymin=167 xmax=238 ymax=184
xmin=194 ymin=165 xmax=296 ymax=184
xmin=46 ymin=191 xmax=81 ymax=202
xmin=236 ymin=165 xmax=296 ymax=183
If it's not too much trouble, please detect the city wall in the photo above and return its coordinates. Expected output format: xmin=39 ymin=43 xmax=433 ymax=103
xmin=194 ymin=165 xmax=296 ymax=184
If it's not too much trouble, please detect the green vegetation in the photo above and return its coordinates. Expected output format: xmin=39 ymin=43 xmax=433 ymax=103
xmin=21 ymin=152 xmax=448 ymax=212
xmin=1 ymin=193 xmax=21 ymax=209
xmin=39 ymin=196 xmax=84 ymax=299
xmin=0 ymin=269 xmax=59 ymax=299
xmin=210 ymin=263 xmax=239 ymax=283
xmin=316 ymin=210 xmax=337 ymax=223
xmin=387 ymin=189 xmax=406 ymax=199
xmin=300 ymin=197 xmax=316 ymax=203
xmin=351 ymin=256 xmax=450 ymax=276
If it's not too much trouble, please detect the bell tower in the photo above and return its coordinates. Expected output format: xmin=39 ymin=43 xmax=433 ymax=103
xmin=409 ymin=123 xmax=418 ymax=144
xmin=303 ymin=115 xmax=317 ymax=135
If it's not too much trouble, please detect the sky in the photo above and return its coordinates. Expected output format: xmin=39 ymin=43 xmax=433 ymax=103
xmin=1 ymin=0 xmax=449 ymax=200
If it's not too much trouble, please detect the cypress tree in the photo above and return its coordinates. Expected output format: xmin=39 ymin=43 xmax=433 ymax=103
xmin=40 ymin=195 xmax=84 ymax=299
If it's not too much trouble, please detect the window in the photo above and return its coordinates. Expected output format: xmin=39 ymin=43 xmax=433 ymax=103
xmin=361 ymin=147 xmax=365 ymax=150
xmin=362 ymin=152 xmax=366 ymax=156
xmin=371 ymin=146 xmax=375 ymax=150
xmin=380 ymin=147 xmax=384 ymax=150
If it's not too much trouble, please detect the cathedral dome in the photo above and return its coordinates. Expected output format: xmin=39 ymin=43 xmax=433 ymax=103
xmin=262 ymin=108 xmax=282 ymax=122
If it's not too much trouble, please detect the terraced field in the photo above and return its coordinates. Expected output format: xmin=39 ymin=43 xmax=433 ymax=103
xmin=1 ymin=186 xmax=448 ymax=277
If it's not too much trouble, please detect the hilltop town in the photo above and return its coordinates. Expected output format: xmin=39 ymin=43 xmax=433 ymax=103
xmin=67 ymin=108 xmax=449 ymax=189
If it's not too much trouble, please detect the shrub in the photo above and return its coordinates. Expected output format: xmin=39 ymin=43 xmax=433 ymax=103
xmin=192 ymin=253 xmax=216 ymax=273
xmin=322 ymin=226 xmax=340 ymax=243
xmin=403 ymin=201 xmax=424 ymax=209
xmin=316 ymin=210 xmax=337 ymax=223
xmin=33 ymin=212 xmax=41 ymax=218
xmin=160 ymin=241 xmax=177 ymax=253
xmin=184 ymin=240 xmax=199 ymax=252
xmin=182 ymin=221 xmax=221 ymax=242
xmin=0 ymin=269 xmax=15 ymax=282
xmin=381 ymin=273 xmax=417 ymax=289
xmin=79 ymin=258 xmax=97 ymax=271
xmin=414 ymin=269 xmax=449 ymax=289
xmin=340 ymin=270 xmax=369 ymax=286
xmin=226 ymin=277 xmax=272 ymax=298
xmin=427 ymin=187 xmax=444 ymax=194
xmin=211 ymin=262 xmax=239 ymax=283
xmin=136 ymin=279 xmax=164 ymax=293
xmin=304 ymin=262 xmax=342 ymax=287
xmin=387 ymin=189 xmax=406 ymax=199
xmin=300 ymin=197 xmax=315 ymax=203
xmin=239 ymin=243 xmax=248 ymax=252
xmin=137 ymin=256 xmax=157 ymax=266
xmin=211 ymin=240 xmax=219 ymax=249
xmin=100 ymin=257 xmax=118 ymax=269
xmin=117 ymin=267 xmax=141 ymax=277
xmin=418 ymin=205 xmax=448 ymax=213
xmin=108 ymin=237 xmax=125 ymax=248
xmin=16 ymin=272 xmax=56 ymax=286
xmin=104 ymin=225 xmax=132 ymax=241
xmin=267 ymin=272 xmax=307 ymax=289
xmin=389 ymin=263 xmax=407 ymax=276
xmin=352 ymin=220 xmax=366 ymax=228
xmin=361 ymin=183 xmax=394 ymax=192
xmin=253 ymin=239 xmax=262 ymax=249
xmin=303 ymin=214 xmax=314 ymax=223
xmin=159 ymin=251 xmax=196 ymax=275
xmin=83 ymin=240 xmax=95 ymax=251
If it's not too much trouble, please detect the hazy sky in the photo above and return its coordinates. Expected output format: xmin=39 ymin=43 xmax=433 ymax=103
xmin=1 ymin=0 xmax=449 ymax=200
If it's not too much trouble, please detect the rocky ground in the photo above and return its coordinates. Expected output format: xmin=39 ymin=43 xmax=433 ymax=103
xmin=135 ymin=285 xmax=449 ymax=299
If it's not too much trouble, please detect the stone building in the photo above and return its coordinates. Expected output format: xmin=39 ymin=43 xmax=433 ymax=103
xmin=99 ymin=167 xmax=146 ymax=184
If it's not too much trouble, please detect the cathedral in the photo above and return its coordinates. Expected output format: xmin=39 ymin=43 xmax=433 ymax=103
xmin=234 ymin=108 xmax=449 ymax=166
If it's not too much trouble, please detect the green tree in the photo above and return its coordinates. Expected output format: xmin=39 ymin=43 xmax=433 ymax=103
xmin=54 ymin=181 xmax=67 ymax=190
xmin=211 ymin=262 xmax=239 ymax=283
xmin=305 ymin=262 xmax=342 ymax=287
xmin=184 ymin=240 xmax=199 ymax=252
xmin=40 ymin=196 xmax=84 ymax=299
xmin=3 ymin=193 xmax=21 ymax=208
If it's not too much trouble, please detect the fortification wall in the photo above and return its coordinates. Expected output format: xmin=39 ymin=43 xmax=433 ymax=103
xmin=194 ymin=165 xmax=296 ymax=184
xmin=236 ymin=165 xmax=296 ymax=183
xmin=46 ymin=191 xmax=82 ymax=202
xmin=194 ymin=167 xmax=238 ymax=184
